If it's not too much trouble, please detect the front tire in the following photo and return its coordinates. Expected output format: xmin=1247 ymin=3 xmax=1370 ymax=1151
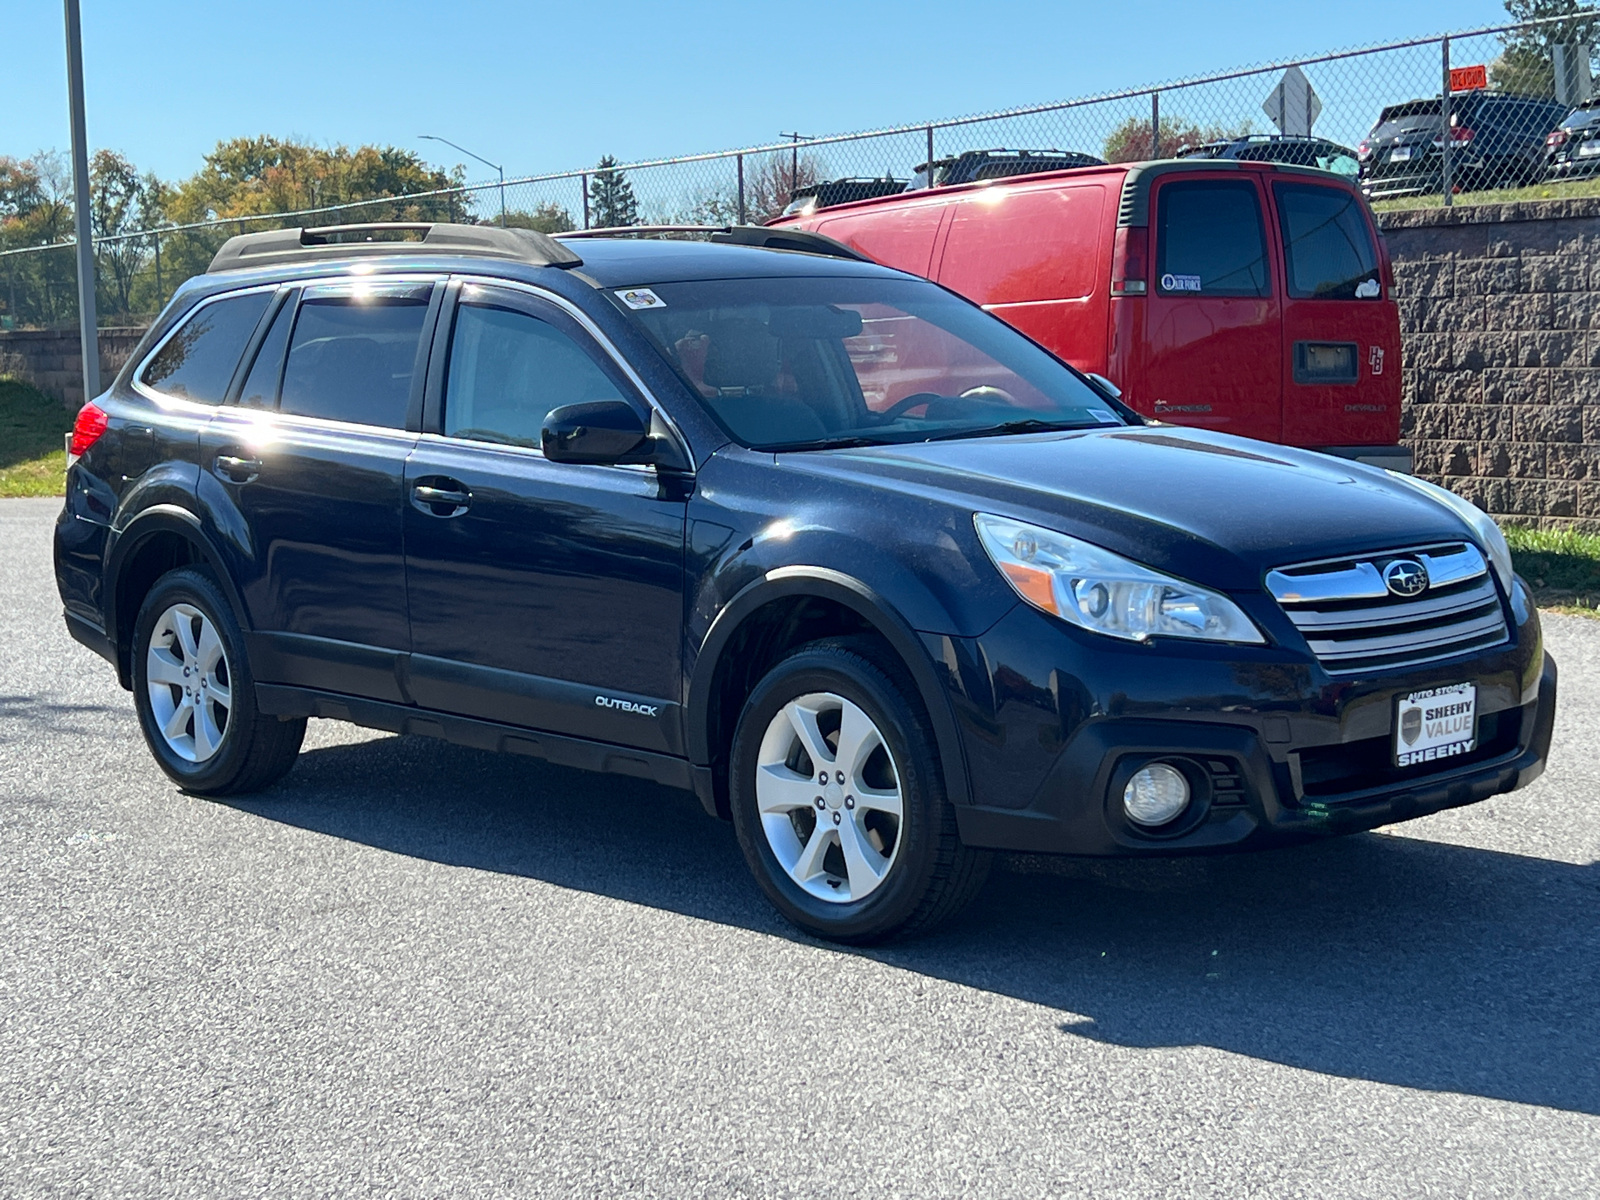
xmin=131 ymin=567 xmax=304 ymax=796
xmin=729 ymin=639 xmax=989 ymax=943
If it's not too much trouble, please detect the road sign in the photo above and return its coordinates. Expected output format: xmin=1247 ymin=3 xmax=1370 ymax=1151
xmin=1449 ymin=64 xmax=1488 ymax=92
xmin=1263 ymin=66 xmax=1322 ymax=137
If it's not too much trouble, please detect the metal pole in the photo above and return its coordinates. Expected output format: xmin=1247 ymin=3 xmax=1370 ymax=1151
xmin=1440 ymin=36 xmax=1453 ymax=207
xmin=736 ymin=155 xmax=746 ymax=225
xmin=1151 ymin=91 xmax=1161 ymax=159
xmin=153 ymin=229 xmax=162 ymax=304
xmin=581 ymin=174 xmax=590 ymax=229
xmin=498 ymin=166 xmax=506 ymax=227
xmin=926 ymin=127 xmax=935 ymax=186
xmin=64 ymin=0 xmax=100 ymax=399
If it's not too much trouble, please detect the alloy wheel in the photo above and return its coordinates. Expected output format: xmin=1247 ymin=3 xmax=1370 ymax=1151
xmin=754 ymin=691 xmax=904 ymax=903
xmin=145 ymin=602 xmax=232 ymax=763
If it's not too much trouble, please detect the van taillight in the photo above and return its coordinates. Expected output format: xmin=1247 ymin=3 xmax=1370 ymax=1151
xmin=1548 ymin=128 xmax=1569 ymax=147
xmin=1111 ymin=226 xmax=1148 ymax=296
xmin=69 ymin=403 xmax=109 ymax=458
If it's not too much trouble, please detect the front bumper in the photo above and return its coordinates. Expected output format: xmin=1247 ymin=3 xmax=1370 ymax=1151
xmin=1548 ymin=151 xmax=1600 ymax=179
xmin=930 ymin=583 xmax=1554 ymax=856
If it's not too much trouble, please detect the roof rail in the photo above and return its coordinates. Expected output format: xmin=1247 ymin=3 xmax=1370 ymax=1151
xmin=557 ymin=224 xmax=869 ymax=262
xmin=207 ymin=222 xmax=583 ymax=274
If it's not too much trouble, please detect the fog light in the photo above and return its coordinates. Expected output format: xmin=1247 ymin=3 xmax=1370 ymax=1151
xmin=1123 ymin=762 xmax=1190 ymax=827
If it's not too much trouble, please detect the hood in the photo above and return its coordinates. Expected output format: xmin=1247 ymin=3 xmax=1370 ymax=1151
xmin=782 ymin=426 xmax=1471 ymax=592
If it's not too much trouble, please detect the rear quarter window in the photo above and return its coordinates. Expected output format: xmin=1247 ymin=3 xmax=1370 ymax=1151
xmin=1273 ymin=183 xmax=1381 ymax=300
xmin=1154 ymin=180 xmax=1270 ymax=297
xmin=139 ymin=291 xmax=272 ymax=403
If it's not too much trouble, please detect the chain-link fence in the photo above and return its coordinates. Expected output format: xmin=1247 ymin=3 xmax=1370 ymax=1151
xmin=3 ymin=13 xmax=1596 ymax=331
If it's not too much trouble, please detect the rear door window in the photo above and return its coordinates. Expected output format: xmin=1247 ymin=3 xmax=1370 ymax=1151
xmin=1272 ymin=183 xmax=1381 ymax=300
xmin=139 ymin=290 xmax=272 ymax=403
xmin=1154 ymin=180 xmax=1270 ymax=297
xmin=279 ymin=284 xmax=433 ymax=428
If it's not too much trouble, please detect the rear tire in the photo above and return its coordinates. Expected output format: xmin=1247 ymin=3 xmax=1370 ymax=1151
xmin=131 ymin=567 xmax=304 ymax=796
xmin=729 ymin=638 xmax=989 ymax=943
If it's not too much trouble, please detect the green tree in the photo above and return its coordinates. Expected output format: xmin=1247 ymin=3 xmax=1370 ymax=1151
xmin=1494 ymin=0 xmax=1599 ymax=96
xmin=89 ymin=150 xmax=162 ymax=318
xmin=588 ymin=156 xmax=639 ymax=228
xmin=503 ymin=202 xmax=576 ymax=233
xmin=0 ymin=152 xmax=76 ymax=328
xmin=1102 ymin=117 xmax=1250 ymax=163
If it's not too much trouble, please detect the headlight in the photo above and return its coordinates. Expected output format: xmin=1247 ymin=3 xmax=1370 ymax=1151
xmin=974 ymin=514 xmax=1264 ymax=644
xmin=1386 ymin=473 xmax=1514 ymax=592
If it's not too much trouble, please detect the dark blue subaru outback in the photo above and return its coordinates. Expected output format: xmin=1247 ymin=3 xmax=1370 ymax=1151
xmin=55 ymin=221 xmax=1556 ymax=942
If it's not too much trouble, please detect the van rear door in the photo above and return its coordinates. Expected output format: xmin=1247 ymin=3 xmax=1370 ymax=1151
xmin=1141 ymin=174 xmax=1281 ymax=438
xmin=1268 ymin=179 xmax=1400 ymax=454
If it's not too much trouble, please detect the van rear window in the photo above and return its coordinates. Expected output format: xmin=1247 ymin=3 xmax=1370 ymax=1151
xmin=1154 ymin=181 xmax=1270 ymax=298
xmin=1273 ymin=184 xmax=1380 ymax=300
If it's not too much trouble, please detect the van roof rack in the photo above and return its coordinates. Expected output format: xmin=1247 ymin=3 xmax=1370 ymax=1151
xmin=558 ymin=224 xmax=869 ymax=262
xmin=207 ymin=222 xmax=583 ymax=274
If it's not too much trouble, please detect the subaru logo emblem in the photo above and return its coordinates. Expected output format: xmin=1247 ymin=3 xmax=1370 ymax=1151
xmin=1383 ymin=558 xmax=1429 ymax=597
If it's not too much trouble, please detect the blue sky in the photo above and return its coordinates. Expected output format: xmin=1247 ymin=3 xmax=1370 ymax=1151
xmin=11 ymin=0 xmax=1514 ymax=186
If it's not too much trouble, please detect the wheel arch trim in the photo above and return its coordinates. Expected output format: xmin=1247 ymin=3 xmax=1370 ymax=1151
xmin=686 ymin=566 xmax=971 ymax=808
xmin=105 ymin=505 xmax=252 ymax=683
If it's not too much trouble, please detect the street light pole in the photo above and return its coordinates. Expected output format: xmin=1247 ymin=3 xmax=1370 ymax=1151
xmin=419 ymin=135 xmax=505 ymax=227
xmin=64 ymin=0 xmax=100 ymax=400
xmin=780 ymin=131 xmax=811 ymax=200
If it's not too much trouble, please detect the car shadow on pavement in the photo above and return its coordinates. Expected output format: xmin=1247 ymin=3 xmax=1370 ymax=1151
xmin=235 ymin=730 xmax=1600 ymax=1117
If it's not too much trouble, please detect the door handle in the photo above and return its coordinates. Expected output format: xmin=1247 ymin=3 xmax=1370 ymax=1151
xmin=411 ymin=482 xmax=471 ymax=517
xmin=214 ymin=454 xmax=261 ymax=483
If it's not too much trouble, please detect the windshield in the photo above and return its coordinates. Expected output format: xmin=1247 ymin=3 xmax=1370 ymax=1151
xmin=618 ymin=275 xmax=1126 ymax=449
xmin=1371 ymin=100 xmax=1442 ymax=138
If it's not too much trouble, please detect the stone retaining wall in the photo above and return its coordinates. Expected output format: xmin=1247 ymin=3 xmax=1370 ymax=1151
xmin=0 ymin=327 xmax=148 ymax=411
xmin=1378 ymin=198 xmax=1600 ymax=533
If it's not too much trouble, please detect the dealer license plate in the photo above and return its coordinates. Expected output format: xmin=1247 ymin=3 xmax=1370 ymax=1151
xmin=1395 ymin=683 xmax=1477 ymax=767
xmin=1390 ymin=146 xmax=1413 ymax=162
xmin=1578 ymin=141 xmax=1600 ymax=157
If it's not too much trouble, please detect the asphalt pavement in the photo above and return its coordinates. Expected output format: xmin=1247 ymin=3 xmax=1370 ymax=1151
xmin=2 ymin=495 xmax=1597 ymax=1198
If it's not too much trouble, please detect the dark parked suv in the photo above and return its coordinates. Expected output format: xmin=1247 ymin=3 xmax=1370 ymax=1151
xmin=56 ymin=221 xmax=1556 ymax=942
xmin=1547 ymin=98 xmax=1600 ymax=179
xmin=1359 ymin=93 xmax=1569 ymax=197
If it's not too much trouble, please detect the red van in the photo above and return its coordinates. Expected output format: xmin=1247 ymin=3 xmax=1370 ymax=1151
xmin=774 ymin=159 xmax=1408 ymax=471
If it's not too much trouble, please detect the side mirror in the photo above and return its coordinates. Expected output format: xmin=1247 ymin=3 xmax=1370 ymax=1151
xmin=542 ymin=400 xmax=649 ymax=465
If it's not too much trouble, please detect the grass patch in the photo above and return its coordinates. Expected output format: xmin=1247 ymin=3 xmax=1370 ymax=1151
xmin=1505 ymin=525 xmax=1600 ymax=618
xmin=1372 ymin=175 xmax=1600 ymax=211
xmin=0 ymin=377 xmax=74 ymax=498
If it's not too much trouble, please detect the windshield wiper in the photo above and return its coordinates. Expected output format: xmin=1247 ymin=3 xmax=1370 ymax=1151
xmin=924 ymin=418 xmax=1106 ymax=442
xmin=770 ymin=434 xmax=893 ymax=452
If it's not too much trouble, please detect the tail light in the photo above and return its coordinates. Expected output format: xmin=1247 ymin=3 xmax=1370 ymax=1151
xmin=1434 ymin=126 xmax=1475 ymax=147
xmin=1110 ymin=225 xmax=1148 ymax=296
xmin=1547 ymin=129 xmax=1569 ymax=147
xmin=68 ymin=402 xmax=109 ymax=459
xmin=1357 ymin=141 xmax=1371 ymax=158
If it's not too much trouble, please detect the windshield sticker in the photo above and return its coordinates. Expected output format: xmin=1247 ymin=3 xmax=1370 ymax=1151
xmin=1355 ymin=278 xmax=1381 ymax=299
xmin=616 ymin=288 xmax=666 ymax=310
xmin=1161 ymin=273 xmax=1203 ymax=293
